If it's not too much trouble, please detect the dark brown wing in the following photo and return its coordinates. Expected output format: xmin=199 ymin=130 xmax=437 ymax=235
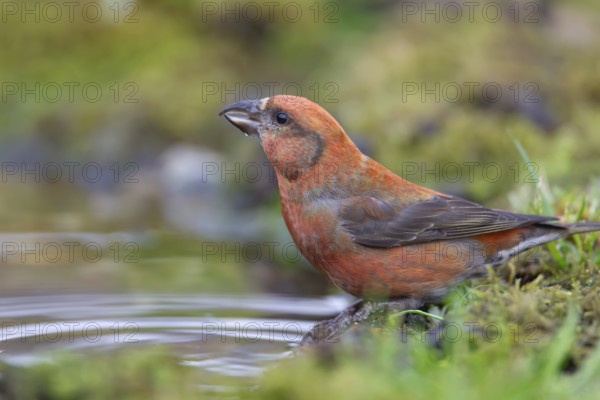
xmin=339 ymin=195 xmax=557 ymax=248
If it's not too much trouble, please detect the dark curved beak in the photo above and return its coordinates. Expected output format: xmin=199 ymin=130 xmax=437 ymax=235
xmin=219 ymin=99 xmax=263 ymax=136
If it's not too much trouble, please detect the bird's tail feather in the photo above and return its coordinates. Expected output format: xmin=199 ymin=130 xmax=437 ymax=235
xmin=543 ymin=222 xmax=600 ymax=236
xmin=565 ymin=222 xmax=600 ymax=235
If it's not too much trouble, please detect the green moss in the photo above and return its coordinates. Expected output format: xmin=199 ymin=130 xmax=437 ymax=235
xmin=252 ymin=315 xmax=600 ymax=400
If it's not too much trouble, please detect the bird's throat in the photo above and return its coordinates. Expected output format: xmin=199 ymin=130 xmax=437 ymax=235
xmin=262 ymin=133 xmax=324 ymax=181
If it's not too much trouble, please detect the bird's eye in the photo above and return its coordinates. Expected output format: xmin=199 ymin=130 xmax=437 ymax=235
xmin=275 ymin=112 xmax=289 ymax=125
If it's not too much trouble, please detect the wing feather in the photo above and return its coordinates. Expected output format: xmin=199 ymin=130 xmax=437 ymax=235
xmin=339 ymin=195 xmax=557 ymax=248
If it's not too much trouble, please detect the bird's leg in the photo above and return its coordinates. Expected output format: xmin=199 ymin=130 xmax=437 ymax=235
xmin=298 ymin=298 xmax=365 ymax=347
xmin=298 ymin=298 xmax=425 ymax=347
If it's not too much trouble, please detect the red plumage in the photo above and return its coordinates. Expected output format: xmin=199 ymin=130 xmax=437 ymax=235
xmin=221 ymin=95 xmax=600 ymax=299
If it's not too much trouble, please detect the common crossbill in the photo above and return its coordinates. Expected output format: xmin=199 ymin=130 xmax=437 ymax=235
xmin=220 ymin=95 xmax=600 ymax=300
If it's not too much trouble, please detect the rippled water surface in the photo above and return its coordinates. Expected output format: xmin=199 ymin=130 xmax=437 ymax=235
xmin=0 ymin=230 xmax=351 ymax=396
xmin=0 ymin=292 xmax=349 ymax=393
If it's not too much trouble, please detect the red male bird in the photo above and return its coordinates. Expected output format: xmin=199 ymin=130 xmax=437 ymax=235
xmin=220 ymin=95 xmax=600 ymax=300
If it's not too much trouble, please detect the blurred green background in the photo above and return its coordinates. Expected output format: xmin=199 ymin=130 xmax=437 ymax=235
xmin=2 ymin=0 xmax=599 ymax=233
xmin=1 ymin=0 xmax=600 ymax=398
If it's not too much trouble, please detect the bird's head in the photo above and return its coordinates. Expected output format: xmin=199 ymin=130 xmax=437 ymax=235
xmin=220 ymin=95 xmax=361 ymax=181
